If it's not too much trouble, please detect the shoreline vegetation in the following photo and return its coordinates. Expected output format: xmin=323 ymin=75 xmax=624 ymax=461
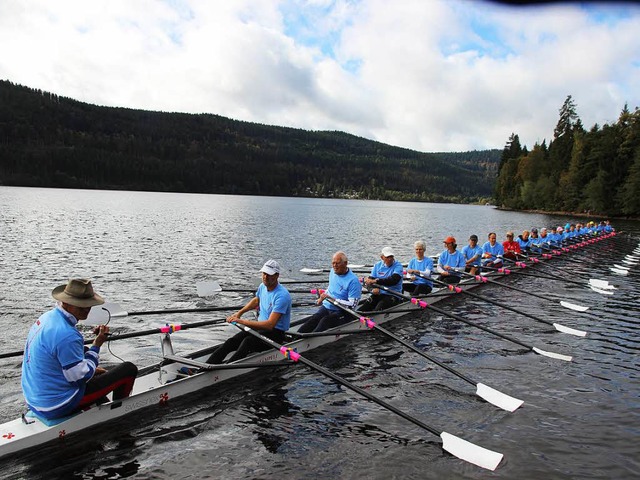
xmin=495 ymin=206 xmax=639 ymax=222
xmin=0 ymin=80 xmax=498 ymax=205
xmin=494 ymin=96 xmax=640 ymax=217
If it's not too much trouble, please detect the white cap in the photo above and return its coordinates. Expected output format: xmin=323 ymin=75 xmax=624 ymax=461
xmin=260 ymin=259 xmax=281 ymax=275
xmin=381 ymin=247 xmax=395 ymax=257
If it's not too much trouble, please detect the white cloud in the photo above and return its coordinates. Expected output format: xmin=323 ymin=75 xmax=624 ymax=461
xmin=0 ymin=0 xmax=638 ymax=152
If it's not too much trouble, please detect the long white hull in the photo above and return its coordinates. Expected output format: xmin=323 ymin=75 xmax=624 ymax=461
xmin=0 ymin=279 xmax=482 ymax=458
xmin=0 ymin=233 xmax=615 ymax=459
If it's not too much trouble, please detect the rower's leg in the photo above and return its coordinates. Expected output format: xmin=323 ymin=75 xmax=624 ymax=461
xmin=206 ymin=331 xmax=247 ymax=364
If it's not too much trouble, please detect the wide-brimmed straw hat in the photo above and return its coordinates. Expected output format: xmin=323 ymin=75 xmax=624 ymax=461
xmin=52 ymin=279 xmax=105 ymax=308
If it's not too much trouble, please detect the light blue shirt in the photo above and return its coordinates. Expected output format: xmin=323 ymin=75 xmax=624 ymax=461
xmin=407 ymin=257 xmax=434 ymax=287
xmin=257 ymin=283 xmax=292 ymax=331
xmin=22 ymin=306 xmax=100 ymax=414
xmin=323 ymin=268 xmax=362 ymax=311
xmin=461 ymin=245 xmax=483 ymax=266
xmin=437 ymin=250 xmax=466 ymax=275
xmin=482 ymin=242 xmax=504 ymax=265
xmin=370 ymin=259 xmax=404 ymax=295
xmin=516 ymin=237 xmax=531 ymax=250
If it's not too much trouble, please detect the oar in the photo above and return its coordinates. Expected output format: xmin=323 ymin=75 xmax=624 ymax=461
xmin=238 ymin=324 xmax=504 ymax=471
xmin=518 ymin=252 xmax=614 ymax=288
xmin=480 ymin=265 xmax=614 ymax=295
xmin=0 ymin=317 xmax=231 ymax=360
xmin=300 ymin=267 xmax=369 ymax=274
xmin=505 ymin=254 xmax=615 ymax=291
xmin=458 ymin=271 xmax=590 ymax=312
xmin=86 ymin=301 xmax=317 ymax=325
xmin=410 ymin=274 xmax=587 ymax=337
xmin=196 ymin=281 xmax=323 ymax=295
xmin=301 ymin=263 xmax=410 ymax=274
xmin=318 ymin=293 xmax=523 ymax=412
xmin=366 ymin=284 xmax=571 ymax=361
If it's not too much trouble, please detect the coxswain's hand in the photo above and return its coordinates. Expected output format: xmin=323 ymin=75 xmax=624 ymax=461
xmin=95 ymin=367 xmax=107 ymax=376
xmin=93 ymin=325 xmax=109 ymax=348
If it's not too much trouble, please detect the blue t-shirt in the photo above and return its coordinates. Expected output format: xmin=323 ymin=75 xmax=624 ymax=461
xmin=407 ymin=257 xmax=434 ymax=287
xmin=461 ymin=245 xmax=483 ymax=266
xmin=437 ymin=250 xmax=466 ymax=276
xmin=370 ymin=259 xmax=404 ymax=295
xmin=516 ymin=237 xmax=531 ymax=250
xmin=323 ymin=268 xmax=362 ymax=311
xmin=482 ymin=242 xmax=504 ymax=264
xmin=22 ymin=306 xmax=100 ymax=414
xmin=257 ymin=283 xmax=292 ymax=331
xmin=547 ymin=232 xmax=560 ymax=246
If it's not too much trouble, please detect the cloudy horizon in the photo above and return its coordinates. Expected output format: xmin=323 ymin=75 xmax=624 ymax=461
xmin=1 ymin=0 xmax=638 ymax=153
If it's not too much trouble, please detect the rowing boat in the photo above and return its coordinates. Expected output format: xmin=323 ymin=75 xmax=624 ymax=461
xmin=0 ymin=232 xmax=617 ymax=468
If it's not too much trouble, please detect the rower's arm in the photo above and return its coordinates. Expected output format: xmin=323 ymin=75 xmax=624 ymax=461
xmin=236 ymin=311 xmax=282 ymax=331
xmin=234 ymin=297 xmax=259 ymax=318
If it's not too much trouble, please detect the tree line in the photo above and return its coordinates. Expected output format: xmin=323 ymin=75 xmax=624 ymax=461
xmin=0 ymin=80 xmax=499 ymax=204
xmin=495 ymin=95 xmax=640 ymax=217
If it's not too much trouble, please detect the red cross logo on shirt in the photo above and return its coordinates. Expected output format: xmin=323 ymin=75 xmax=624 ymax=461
xmin=159 ymin=392 xmax=169 ymax=405
xmin=2 ymin=433 xmax=15 ymax=440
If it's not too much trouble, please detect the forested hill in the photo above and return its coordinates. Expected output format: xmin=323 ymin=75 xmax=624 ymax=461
xmin=0 ymin=80 xmax=499 ymax=202
xmin=494 ymin=96 xmax=640 ymax=217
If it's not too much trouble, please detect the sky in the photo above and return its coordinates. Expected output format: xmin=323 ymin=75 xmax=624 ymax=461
xmin=1 ymin=0 xmax=639 ymax=153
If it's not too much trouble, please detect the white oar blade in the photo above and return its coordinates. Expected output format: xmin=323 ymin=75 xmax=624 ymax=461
xmin=532 ymin=347 xmax=572 ymax=362
xmin=85 ymin=302 xmax=126 ymax=325
xmin=559 ymin=300 xmax=589 ymax=312
xmin=196 ymin=281 xmax=222 ymax=297
xmin=300 ymin=268 xmax=323 ymax=273
xmin=476 ymin=383 xmax=524 ymax=412
xmin=610 ymin=268 xmax=628 ymax=275
xmin=553 ymin=322 xmax=587 ymax=337
xmin=589 ymin=279 xmax=616 ymax=290
xmin=590 ymin=285 xmax=614 ymax=295
xmin=440 ymin=432 xmax=503 ymax=471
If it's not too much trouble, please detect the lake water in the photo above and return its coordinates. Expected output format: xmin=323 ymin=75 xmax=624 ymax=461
xmin=0 ymin=186 xmax=638 ymax=479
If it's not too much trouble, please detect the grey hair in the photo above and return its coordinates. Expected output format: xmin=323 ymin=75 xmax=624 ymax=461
xmin=413 ymin=240 xmax=426 ymax=250
xmin=333 ymin=251 xmax=348 ymax=263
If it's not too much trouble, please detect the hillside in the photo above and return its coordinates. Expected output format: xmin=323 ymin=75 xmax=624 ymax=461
xmin=0 ymin=80 xmax=499 ymax=202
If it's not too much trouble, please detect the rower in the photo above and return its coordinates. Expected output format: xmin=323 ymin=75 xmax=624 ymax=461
xmin=481 ymin=232 xmax=504 ymax=268
xmin=404 ymin=240 xmax=434 ymax=296
xmin=529 ymin=228 xmax=542 ymax=254
xmin=461 ymin=234 xmax=483 ymax=275
xmin=437 ymin=236 xmax=466 ymax=284
xmin=206 ymin=260 xmax=292 ymax=364
xmin=360 ymin=247 xmax=404 ymax=312
xmin=502 ymin=231 xmax=522 ymax=260
xmin=298 ymin=251 xmax=362 ymax=333
xmin=516 ymin=230 xmax=532 ymax=253
xmin=21 ymin=279 xmax=138 ymax=420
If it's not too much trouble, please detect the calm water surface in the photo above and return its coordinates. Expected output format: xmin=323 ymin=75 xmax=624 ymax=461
xmin=0 ymin=187 xmax=638 ymax=479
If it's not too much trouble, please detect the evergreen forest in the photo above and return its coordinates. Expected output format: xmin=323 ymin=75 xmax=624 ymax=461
xmin=0 ymin=80 xmax=499 ymax=204
xmin=495 ymin=96 xmax=640 ymax=217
